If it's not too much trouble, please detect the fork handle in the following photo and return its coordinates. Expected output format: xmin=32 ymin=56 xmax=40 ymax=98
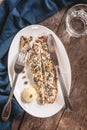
xmin=1 ymin=74 xmax=18 ymax=121
xmin=56 ymin=66 xmax=73 ymax=111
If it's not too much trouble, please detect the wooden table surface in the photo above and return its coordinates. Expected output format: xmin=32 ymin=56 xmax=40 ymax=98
xmin=10 ymin=6 xmax=87 ymax=130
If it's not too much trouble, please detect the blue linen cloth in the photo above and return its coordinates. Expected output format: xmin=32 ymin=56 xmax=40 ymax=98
xmin=0 ymin=0 xmax=87 ymax=130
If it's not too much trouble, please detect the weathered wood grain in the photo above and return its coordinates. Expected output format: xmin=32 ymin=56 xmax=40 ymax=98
xmin=39 ymin=8 xmax=67 ymax=33
xmin=55 ymin=7 xmax=87 ymax=130
xmin=19 ymin=108 xmax=65 ymax=130
xmin=12 ymin=112 xmax=25 ymax=130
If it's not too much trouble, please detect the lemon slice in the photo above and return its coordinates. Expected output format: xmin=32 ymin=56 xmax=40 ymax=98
xmin=21 ymin=87 xmax=37 ymax=103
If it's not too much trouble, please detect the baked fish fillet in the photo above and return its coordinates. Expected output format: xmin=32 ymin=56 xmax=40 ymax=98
xmin=26 ymin=35 xmax=58 ymax=104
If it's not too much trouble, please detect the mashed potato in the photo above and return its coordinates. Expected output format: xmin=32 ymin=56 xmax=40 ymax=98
xmin=21 ymin=87 xmax=37 ymax=103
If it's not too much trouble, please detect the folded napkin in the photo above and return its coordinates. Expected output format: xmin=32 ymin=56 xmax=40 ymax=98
xmin=0 ymin=0 xmax=87 ymax=130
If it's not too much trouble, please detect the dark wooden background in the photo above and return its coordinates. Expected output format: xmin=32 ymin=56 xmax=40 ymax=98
xmin=0 ymin=0 xmax=86 ymax=129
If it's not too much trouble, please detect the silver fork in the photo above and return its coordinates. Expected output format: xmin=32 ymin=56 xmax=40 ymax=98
xmin=1 ymin=51 xmax=26 ymax=121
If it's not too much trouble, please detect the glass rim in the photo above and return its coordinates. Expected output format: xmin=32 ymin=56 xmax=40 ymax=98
xmin=66 ymin=3 xmax=87 ymax=37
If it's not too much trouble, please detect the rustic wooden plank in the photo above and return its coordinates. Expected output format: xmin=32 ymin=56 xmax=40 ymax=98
xmin=12 ymin=112 xmax=25 ymax=130
xmin=16 ymin=8 xmax=67 ymax=130
xmin=56 ymin=68 xmax=87 ymax=130
xmin=18 ymin=109 xmax=65 ymax=130
xmin=38 ymin=109 xmax=66 ymax=130
xmin=39 ymin=8 xmax=67 ymax=33
xmin=55 ymin=7 xmax=87 ymax=130
xmin=18 ymin=113 xmax=46 ymax=130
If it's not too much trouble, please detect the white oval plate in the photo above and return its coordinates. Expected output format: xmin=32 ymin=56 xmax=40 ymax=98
xmin=8 ymin=25 xmax=71 ymax=118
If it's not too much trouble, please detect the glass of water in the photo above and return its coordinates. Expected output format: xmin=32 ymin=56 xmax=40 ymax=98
xmin=66 ymin=4 xmax=87 ymax=37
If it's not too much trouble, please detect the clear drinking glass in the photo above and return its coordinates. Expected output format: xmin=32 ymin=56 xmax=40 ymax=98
xmin=66 ymin=4 xmax=87 ymax=37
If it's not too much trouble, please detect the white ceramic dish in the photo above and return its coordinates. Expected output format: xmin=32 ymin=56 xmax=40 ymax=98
xmin=8 ymin=25 xmax=71 ymax=118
